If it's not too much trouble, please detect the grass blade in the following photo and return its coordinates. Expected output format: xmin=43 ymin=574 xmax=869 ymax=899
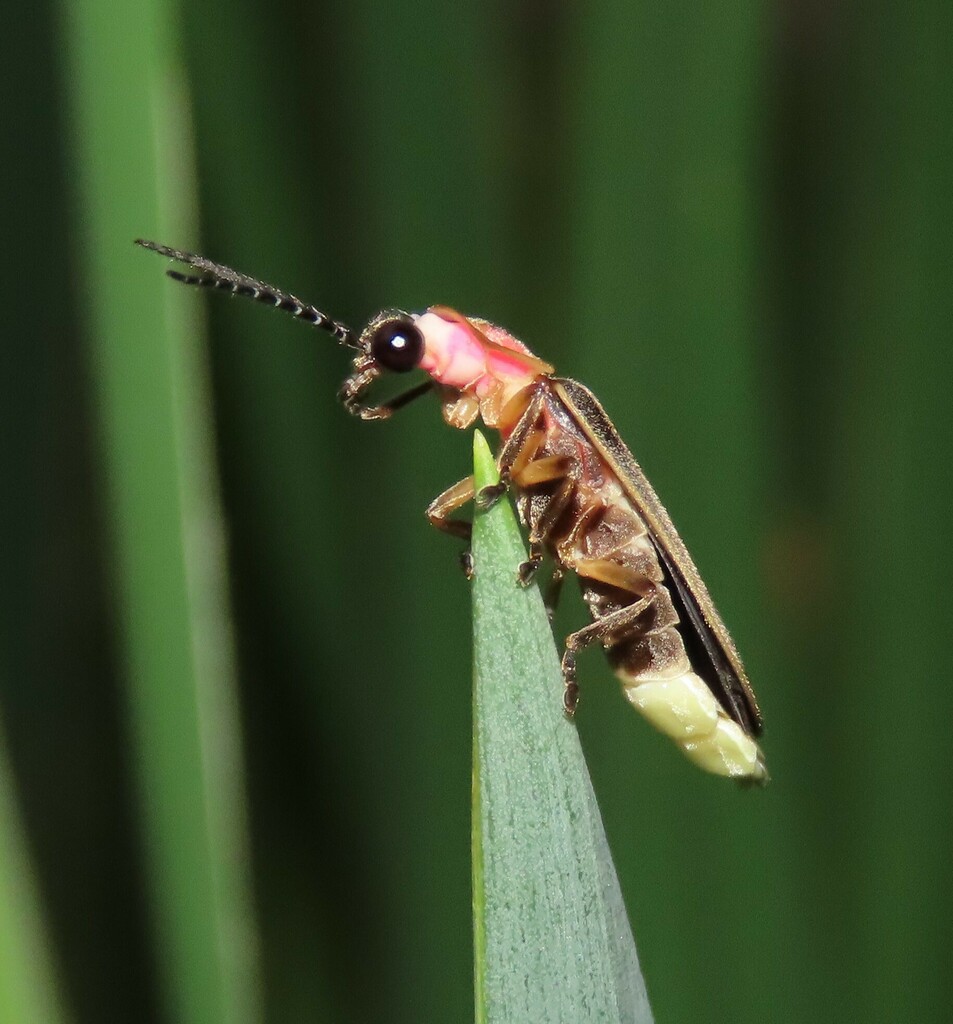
xmin=471 ymin=430 xmax=653 ymax=1024
xmin=61 ymin=2 xmax=259 ymax=1021
xmin=0 ymin=716 xmax=70 ymax=1024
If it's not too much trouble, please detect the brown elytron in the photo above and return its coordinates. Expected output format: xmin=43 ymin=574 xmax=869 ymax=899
xmin=137 ymin=239 xmax=767 ymax=782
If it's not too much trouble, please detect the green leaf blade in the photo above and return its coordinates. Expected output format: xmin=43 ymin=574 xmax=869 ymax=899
xmin=471 ymin=430 xmax=653 ymax=1024
xmin=0 ymin=717 xmax=70 ymax=1024
xmin=61 ymin=3 xmax=260 ymax=1020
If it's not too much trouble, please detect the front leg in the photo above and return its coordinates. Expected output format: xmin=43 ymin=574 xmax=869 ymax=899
xmin=426 ymin=474 xmax=477 ymax=577
xmin=428 ymin=384 xmax=546 ymax=573
xmin=475 ymin=386 xmax=547 ymax=510
xmin=426 ymin=475 xmax=475 ymax=540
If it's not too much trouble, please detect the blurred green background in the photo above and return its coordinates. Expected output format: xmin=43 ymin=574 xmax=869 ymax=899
xmin=3 ymin=0 xmax=951 ymax=1022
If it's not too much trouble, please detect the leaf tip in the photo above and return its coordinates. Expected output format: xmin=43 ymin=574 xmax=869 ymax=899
xmin=472 ymin=430 xmax=498 ymax=490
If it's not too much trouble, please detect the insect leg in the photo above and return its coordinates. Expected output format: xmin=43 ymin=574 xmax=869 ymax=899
xmin=426 ymin=475 xmax=475 ymax=540
xmin=339 ymin=358 xmax=385 ymax=419
xmin=572 ymin=557 xmax=648 ymax=595
xmin=380 ymin=379 xmax=435 ymax=414
xmin=339 ymin=364 xmax=435 ymax=421
xmin=512 ymin=454 xmax=571 ymax=488
xmin=543 ymin=568 xmax=565 ymax=621
xmin=561 ymin=594 xmax=655 ymax=715
xmin=475 ymin=386 xmax=547 ymax=509
xmin=516 ymin=474 xmax=576 ymax=586
xmin=517 ymin=541 xmax=546 ymax=586
xmin=427 ymin=475 xmax=478 ymax=577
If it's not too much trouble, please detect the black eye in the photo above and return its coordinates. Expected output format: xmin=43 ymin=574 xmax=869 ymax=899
xmin=370 ymin=318 xmax=424 ymax=373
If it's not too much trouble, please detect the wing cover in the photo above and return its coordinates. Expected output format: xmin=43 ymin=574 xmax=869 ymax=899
xmin=553 ymin=378 xmax=762 ymax=737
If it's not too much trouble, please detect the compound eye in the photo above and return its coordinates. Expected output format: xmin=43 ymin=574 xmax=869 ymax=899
xmin=370 ymin=318 xmax=424 ymax=373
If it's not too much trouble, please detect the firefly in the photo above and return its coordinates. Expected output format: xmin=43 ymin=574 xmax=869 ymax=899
xmin=137 ymin=239 xmax=767 ymax=782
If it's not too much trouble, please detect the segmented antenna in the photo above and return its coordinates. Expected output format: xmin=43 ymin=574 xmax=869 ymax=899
xmin=135 ymin=239 xmax=356 ymax=346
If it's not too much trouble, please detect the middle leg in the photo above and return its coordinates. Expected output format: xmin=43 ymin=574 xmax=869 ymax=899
xmin=514 ymin=473 xmax=575 ymax=586
xmin=475 ymin=387 xmax=547 ymax=509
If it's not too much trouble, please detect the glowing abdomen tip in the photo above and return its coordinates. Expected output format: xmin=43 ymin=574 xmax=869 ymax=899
xmin=682 ymin=718 xmax=766 ymax=779
xmin=622 ymin=671 xmax=720 ymax=740
xmin=621 ymin=670 xmax=767 ymax=781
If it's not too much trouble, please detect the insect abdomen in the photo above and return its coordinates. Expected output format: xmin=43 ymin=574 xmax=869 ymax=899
xmin=581 ymin=508 xmax=764 ymax=779
xmin=519 ymin=396 xmax=766 ymax=781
